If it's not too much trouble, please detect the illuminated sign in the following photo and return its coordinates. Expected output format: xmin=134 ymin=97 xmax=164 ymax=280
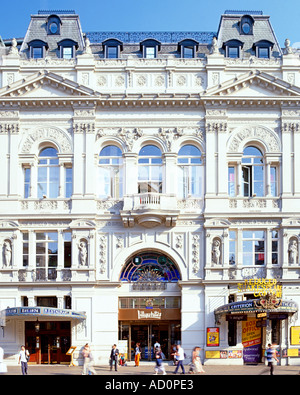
xmin=237 ymin=278 xmax=282 ymax=298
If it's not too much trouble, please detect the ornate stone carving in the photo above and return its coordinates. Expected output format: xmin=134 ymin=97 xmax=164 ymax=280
xmin=21 ymin=127 xmax=72 ymax=154
xmin=228 ymin=126 xmax=280 ymax=153
xmin=3 ymin=240 xmax=12 ymax=267
xmin=99 ymin=235 xmax=107 ymax=274
xmin=289 ymin=238 xmax=298 ymax=265
xmin=192 ymin=234 xmax=200 ymax=273
xmin=158 ymin=127 xmax=183 ymax=151
xmin=119 ymin=128 xmax=143 ymax=151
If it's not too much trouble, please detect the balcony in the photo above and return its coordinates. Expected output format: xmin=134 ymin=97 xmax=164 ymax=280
xmin=120 ymin=193 xmax=180 ymax=228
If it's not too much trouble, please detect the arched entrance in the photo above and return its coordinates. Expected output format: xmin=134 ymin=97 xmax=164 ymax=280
xmin=118 ymin=252 xmax=181 ymax=362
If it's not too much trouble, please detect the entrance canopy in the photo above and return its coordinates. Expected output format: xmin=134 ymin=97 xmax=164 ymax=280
xmin=215 ymin=298 xmax=298 ymax=322
xmin=1 ymin=306 xmax=86 ymax=324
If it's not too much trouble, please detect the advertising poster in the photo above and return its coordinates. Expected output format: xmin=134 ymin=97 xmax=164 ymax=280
xmin=291 ymin=326 xmax=300 ymax=345
xmin=207 ymin=327 xmax=219 ymax=347
xmin=242 ymin=317 xmax=262 ymax=363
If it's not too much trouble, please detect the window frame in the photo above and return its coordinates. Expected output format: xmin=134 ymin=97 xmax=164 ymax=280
xmin=37 ymin=147 xmax=60 ymax=199
xmin=242 ymin=230 xmax=265 ymax=266
xmin=98 ymin=145 xmax=123 ymax=199
xmin=241 ymin=146 xmax=264 ymax=197
xmin=28 ymin=39 xmax=48 ymax=59
xmin=102 ymin=39 xmax=123 ymax=59
xmin=223 ymin=39 xmax=244 ymax=59
xmin=253 ymin=40 xmax=274 ymax=59
xmin=178 ymin=39 xmax=199 ymax=59
xmin=57 ymin=39 xmax=78 ymax=59
xmin=177 ymin=144 xmax=203 ymax=198
xmin=138 ymin=145 xmax=163 ymax=194
xmin=140 ymin=39 xmax=161 ymax=59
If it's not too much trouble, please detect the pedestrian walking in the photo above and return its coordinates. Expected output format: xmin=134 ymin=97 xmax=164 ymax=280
xmin=81 ymin=343 xmax=90 ymax=375
xmin=173 ymin=344 xmax=185 ymax=374
xmin=154 ymin=347 xmax=167 ymax=375
xmin=110 ymin=344 xmax=119 ymax=372
xmin=266 ymin=343 xmax=279 ymax=375
xmin=88 ymin=348 xmax=97 ymax=375
xmin=134 ymin=342 xmax=141 ymax=367
xmin=190 ymin=347 xmax=205 ymax=374
xmin=18 ymin=345 xmax=29 ymax=375
xmin=0 ymin=346 xmax=7 ymax=374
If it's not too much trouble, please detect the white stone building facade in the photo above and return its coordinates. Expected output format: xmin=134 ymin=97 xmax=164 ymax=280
xmin=1 ymin=10 xmax=300 ymax=366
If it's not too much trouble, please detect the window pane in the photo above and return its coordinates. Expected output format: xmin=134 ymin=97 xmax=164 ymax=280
xmin=258 ymin=47 xmax=269 ymax=58
xmin=228 ymin=167 xmax=235 ymax=196
xmin=33 ymin=47 xmax=43 ymax=59
xmin=228 ymin=47 xmax=238 ymax=58
xmin=63 ymin=47 xmax=73 ymax=59
xmin=107 ymin=46 xmax=117 ymax=58
xmin=183 ymin=47 xmax=193 ymax=58
xmin=145 ymin=47 xmax=155 ymax=58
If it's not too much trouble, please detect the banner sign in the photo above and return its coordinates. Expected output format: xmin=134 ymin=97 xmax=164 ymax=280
xmin=237 ymin=278 xmax=282 ymax=298
xmin=242 ymin=317 xmax=262 ymax=363
xmin=2 ymin=307 xmax=86 ymax=320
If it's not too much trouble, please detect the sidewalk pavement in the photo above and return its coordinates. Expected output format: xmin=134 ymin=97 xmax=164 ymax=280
xmin=2 ymin=363 xmax=300 ymax=375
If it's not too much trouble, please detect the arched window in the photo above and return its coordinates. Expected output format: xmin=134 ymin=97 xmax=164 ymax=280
xmin=138 ymin=145 xmax=162 ymax=194
xmin=177 ymin=145 xmax=202 ymax=198
xmin=242 ymin=146 xmax=264 ymax=197
xmin=37 ymin=147 xmax=59 ymax=199
xmin=120 ymin=252 xmax=181 ymax=282
xmin=98 ymin=145 xmax=123 ymax=198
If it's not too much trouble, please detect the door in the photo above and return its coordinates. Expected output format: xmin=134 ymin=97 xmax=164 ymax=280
xmin=131 ymin=325 xmax=151 ymax=360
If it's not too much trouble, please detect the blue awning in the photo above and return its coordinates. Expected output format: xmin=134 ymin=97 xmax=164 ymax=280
xmin=1 ymin=306 xmax=86 ymax=321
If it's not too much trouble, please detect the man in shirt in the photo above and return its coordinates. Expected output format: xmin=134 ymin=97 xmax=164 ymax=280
xmin=173 ymin=344 xmax=185 ymax=374
xmin=110 ymin=344 xmax=119 ymax=372
xmin=266 ymin=343 xmax=279 ymax=375
xmin=18 ymin=345 xmax=29 ymax=375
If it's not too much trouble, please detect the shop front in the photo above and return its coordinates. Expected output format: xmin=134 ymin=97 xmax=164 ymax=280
xmin=1 ymin=307 xmax=86 ymax=365
xmin=214 ymin=295 xmax=298 ymax=364
xmin=118 ymin=297 xmax=181 ymax=361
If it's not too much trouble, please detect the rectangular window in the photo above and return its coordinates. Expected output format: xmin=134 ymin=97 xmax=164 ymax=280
xmin=270 ymin=166 xmax=277 ymax=196
xmin=229 ymin=231 xmax=236 ymax=265
xmin=24 ymin=168 xmax=31 ymax=198
xmin=32 ymin=47 xmax=43 ymax=59
xmin=183 ymin=46 xmax=194 ymax=58
xmin=228 ymin=167 xmax=235 ymax=196
xmin=107 ymin=46 xmax=118 ymax=58
xmin=272 ymin=230 xmax=279 ymax=265
xmin=258 ymin=47 xmax=269 ymax=59
xmin=65 ymin=168 xmax=73 ymax=198
xmin=63 ymin=232 xmax=72 ymax=268
xmin=36 ymin=232 xmax=58 ymax=280
xmin=23 ymin=233 xmax=29 ymax=267
xmin=242 ymin=230 xmax=265 ymax=266
xmin=62 ymin=47 xmax=73 ymax=59
xmin=228 ymin=46 xmax=239 ymax=58
xmin=145 ymin=47 xmax=155 ymax=58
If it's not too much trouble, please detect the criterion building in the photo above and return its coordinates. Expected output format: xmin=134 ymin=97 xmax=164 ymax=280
xmin=1 ymin=9 xmax=300 ymax=366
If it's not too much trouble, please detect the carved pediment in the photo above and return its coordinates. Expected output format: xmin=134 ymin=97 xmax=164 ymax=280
xmin=0 ymin=71 xmax=100 ymax=98
xmin=204 ymin=70 xmax=300 ymax=98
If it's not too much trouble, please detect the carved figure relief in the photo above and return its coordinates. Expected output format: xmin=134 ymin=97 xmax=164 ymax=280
xmin=3 ymin=240 xmax=12 ymax=267
xmin=212 ymin=238 xmax=221 ymax=265
xmin=289 ymin=238 xmax=298 ymax=265
xmin=79 ymin=240 xmax=88 ymax=266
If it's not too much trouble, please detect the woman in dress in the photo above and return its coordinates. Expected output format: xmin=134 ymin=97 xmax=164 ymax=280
xmin=192 ymin=346 xmax=205 ymax=373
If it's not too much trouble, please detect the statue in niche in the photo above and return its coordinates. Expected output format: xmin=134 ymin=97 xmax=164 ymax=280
xmin=289 ymin=239 xmax=298 ymax=264
xmin=212 ymin=239 xmax=221 ymax=265
xmin=79 ymin=240 xmax=88 ymax=266
xmin=3 ymin=240 xmax=12 ymax=267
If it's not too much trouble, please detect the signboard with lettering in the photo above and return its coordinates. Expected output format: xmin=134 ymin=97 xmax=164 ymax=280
xmin=242 ymin=317 xmax=262 ymax=363
xmin=137 ymin=309 xmax=161 ymax=320
xmin=237 ymin=278 xmax=282 ymax=298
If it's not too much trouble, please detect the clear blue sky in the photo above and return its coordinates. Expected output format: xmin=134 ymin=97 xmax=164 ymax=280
xmin=0 ymin=0 xmax=299 ymax=47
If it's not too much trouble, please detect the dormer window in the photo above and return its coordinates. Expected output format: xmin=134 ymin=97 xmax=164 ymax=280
xmin=57 ymin=39 xmax=78 ymax=59
xmin=102 ymin=39 xmax=123 ymax=59
xmin=223 ymin=39 xmax=244 ymax=58
xmin=240 ymin=15 xmax=254 ymax=35
xmin=253 ymin=40 xmax=274 ymax=59
xmin=178 ymin=39 xmax=199 ymax=58
xmin=47 ymin=15 xmax=62 ymax=35
xmin=28 ymin=40 xmax=48 ymax=59
xmin=140 ymin=39 xmax=161 ymax=59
